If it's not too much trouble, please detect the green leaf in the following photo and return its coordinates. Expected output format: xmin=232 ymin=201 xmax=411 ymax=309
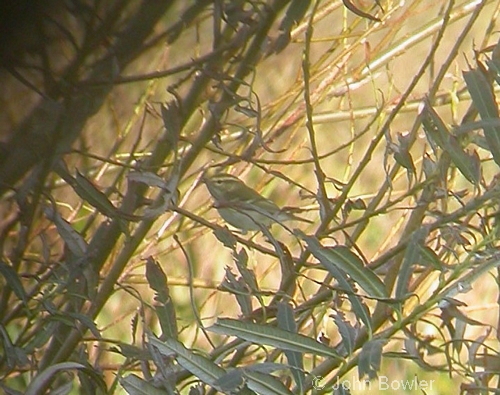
xmin=280 ymin=0 xmax=311 ymax=32
xmin=156 ymin=303 xmax=178 ymax=340
xmin=296 ymin=233 xmax=373 ymax=332
xmin=120 ymin=374 xmax=170 ymax=395
xmin=44 ymin=206 xmax=88 ymax=257
xmin=243 ymin=370 xmax=294 ymax=395
xmin=332 ymin=313 xmax=356 ymax=356
xmin=208 ymin=318 xmax=342 ymax=360
xmin=25 ymin=362 xmax=88 ymax=395
xmin=299 ymin=234 xmax=387 ymax=298
xmin=421 ymin=101 xmax=480 ymax=184
xmin=395 ymin=228 xmax=429 ymax=300
xmin=149 ymin=336 xmax=226 ymax=387
xmin=464 ymin=68 xmax=500 ymax=167
xmin=358 ymin=339 xmax=386 ymax=380
xmin=277 ymin=303 xmax=305 ymax=393
xmin=214 ymin=369 xmax=245 ymax=393
xmin=160 ymin=102 xmax=181 ymax=152
xmin=145 ymin=256 xmax=169 ymax=304
xmin=219 ymin=268 xmax=252 ymax=316
xmin=446 ymin=135 xmax=481 ymax=184
xmin=418 ymin=246 xmax=445 ymax=270
xmin=65 ymin=312 xmax=101 ymax=339
xmin=74 ymin=170 xmax=118 ymax=218
xmin=0 ymin=261 xmax=28 ymax=306
xmin=213 ymin=227 xmax=237 ymax=249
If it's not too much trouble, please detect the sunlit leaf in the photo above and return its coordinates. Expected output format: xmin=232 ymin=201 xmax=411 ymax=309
xmin=208 ymin=318 xmax=342 ymax=359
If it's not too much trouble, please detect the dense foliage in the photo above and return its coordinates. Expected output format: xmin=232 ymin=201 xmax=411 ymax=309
xmin=1 ymin=1 xmax=500 ymax=394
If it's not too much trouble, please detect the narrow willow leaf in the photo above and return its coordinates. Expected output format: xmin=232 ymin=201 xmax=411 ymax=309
xmin=24 ymin=322 xmax=58 ymax=352
xmin=469 ymin=329 xmax=492 ymax=369
xmin=74 ymin=170 xmax=118 ymax=217
xmin=487 ymin=58 xmax=500 ymax=86
xmin=421 ymin=99 xmax=450 ymax=151
xmin=156 ymin=303 xmax=178 ymax=340
xmin=280 ymin=0 xmax=311 ymax=32
xmin=418 ymin=246 xmax=444 ymax=270
xmin=358 ymin=339 xmax=386 ymax=380
xmin=247 ymin=363 xmax=291 ymax=374
xmin=145 ymin=256 xmax=169 ymax=304
xmin=233 ymin=249 xmax=261 ymax=296
xmin=464 ymin=69 xmax=500 ymax=167
xmin=447 ymin=136 xmax=481 ymax=184
xmin=44 ymin=206 xmax=88 ymax=257
xmin=149 ymin=337 xmax=225 ymax=386
xmin=243 ymin=370 xmax=294 ymax=395
xmin=0 ymin=325 xmax=27 ymax=369
xmin=393 ymin=133 xmax=415 ymax=173
xmin=395 ymin=228 xmax=429 ymax=300
xmin=208 ymin=318 xmax=341 ymax=360
xmin=66 ymin=312 xmax=101 ymax=339
xmin=0 ymin=261 xmax=28 ymax=306
xmin=147 ymin=341 xmax=175 ymax=390
xmin=214 ymin=369 xmax=245 ymax=393
xmin=213 ymin=227 xmax=237 ymax=249
xmin=296 ymin=232 xmax=373 ymax=331
xmin=219 ymin=268 xmax=252 ymax=316
xmin=422 ymin=154 xmax=437 ymax=179
xmin=113 ymin=343 xmax=151 ymax=360
xmin=422 ymin=101 xmax=480 ymax=184
xmin=300 ymin=234 xmax=387 ymax=298
xmin=160 ymin=102 xmax=181 ymax=151
xmin=332 ymin=313 xmax=356 ymax=356
xmin=277 ymin=303 xmax=305 ymax=394
xmin=276 ymin=302 xmax=297 ymax=333
xmin=25 ymin=362 xmax=87 ymax=395
xmin=120 ymin=374 xmax=170 ymax=395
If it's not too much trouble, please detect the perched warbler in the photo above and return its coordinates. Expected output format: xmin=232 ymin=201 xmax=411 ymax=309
xmin=203 ymin=173 xmax=311 ymax=232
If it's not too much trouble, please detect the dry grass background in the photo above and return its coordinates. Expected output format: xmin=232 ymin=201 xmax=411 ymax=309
xmin=2 ymin=1 xmax=500 ymax=394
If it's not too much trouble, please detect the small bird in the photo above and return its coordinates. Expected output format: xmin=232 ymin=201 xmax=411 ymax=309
xmin=203 ymin=172 xmax=311 ymax=232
